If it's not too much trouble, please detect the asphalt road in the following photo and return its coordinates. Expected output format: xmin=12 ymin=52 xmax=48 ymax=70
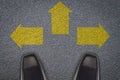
xmin=0 ymin=0 xmax=120 ymax=80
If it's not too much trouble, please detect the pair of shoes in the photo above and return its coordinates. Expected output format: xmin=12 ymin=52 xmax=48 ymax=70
xmin=21 ymin=54 xmax=99 ymax=80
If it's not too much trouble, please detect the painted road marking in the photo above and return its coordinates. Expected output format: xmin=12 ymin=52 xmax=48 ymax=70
xmin=10 ymin=2 xmax=110 ymax=48
xmin=77 ymin=24 xmax=110 ymax=48
xmin=49 ymin=2 xmax=72 ymax=34
xmin=11 ymin=24 xmax=43 ymax=48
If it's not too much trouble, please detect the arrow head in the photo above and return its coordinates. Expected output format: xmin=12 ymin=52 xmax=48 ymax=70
xmin=49 ymin=2 xmax=72 ymax=13
xmin=11 ymin=24 xmax=23 ymax=48
xmin=98 ymin=24 xmax=110 ymax=48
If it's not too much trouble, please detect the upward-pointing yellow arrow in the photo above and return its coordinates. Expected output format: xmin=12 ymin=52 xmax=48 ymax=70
xmin=77 ymin=24 xmax=110 ymax=48
xmin=11 ymin=24 xmax=43 ymax=48
xmin=49 ymin=2 xmax=72 ymax=34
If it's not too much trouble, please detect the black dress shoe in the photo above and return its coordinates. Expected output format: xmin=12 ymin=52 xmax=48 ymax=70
xmin=74 ymin=54 xmax=99 ymax=80
xmin=21 ymin=54 xmax=46 ymax=80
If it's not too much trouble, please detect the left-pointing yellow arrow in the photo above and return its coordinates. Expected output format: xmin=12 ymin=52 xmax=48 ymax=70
xmin=11 ymin=24 xmax=43 ymax=48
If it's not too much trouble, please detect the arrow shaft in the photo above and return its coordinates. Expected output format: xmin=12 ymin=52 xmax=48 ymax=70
xmin=21 ymin=27 xmax=43 ymax=44
xmin=51 ymin=13 xmax=69 ymax=34
xmin=77 ymin=27 xmax=99 ymax=45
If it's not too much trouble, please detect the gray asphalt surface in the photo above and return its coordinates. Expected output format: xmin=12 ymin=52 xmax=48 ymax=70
xmin=0 ymin=0 xmax=120 ymax=80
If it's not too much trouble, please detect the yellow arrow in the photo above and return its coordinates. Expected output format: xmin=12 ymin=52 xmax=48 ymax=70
xmin=49 ymin=2 xmax=72 ymax=34
xmin=77 ymin=24 xmax=110 ymax=48
xmin=11 ymin=24 xmax=43 ymax=48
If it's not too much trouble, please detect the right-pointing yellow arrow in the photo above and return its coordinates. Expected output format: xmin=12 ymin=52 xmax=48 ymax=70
xmin=49 ymin=2 xmax=72 ymax=34
xmin=77 ymin=24 xmax=110 ymax=48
